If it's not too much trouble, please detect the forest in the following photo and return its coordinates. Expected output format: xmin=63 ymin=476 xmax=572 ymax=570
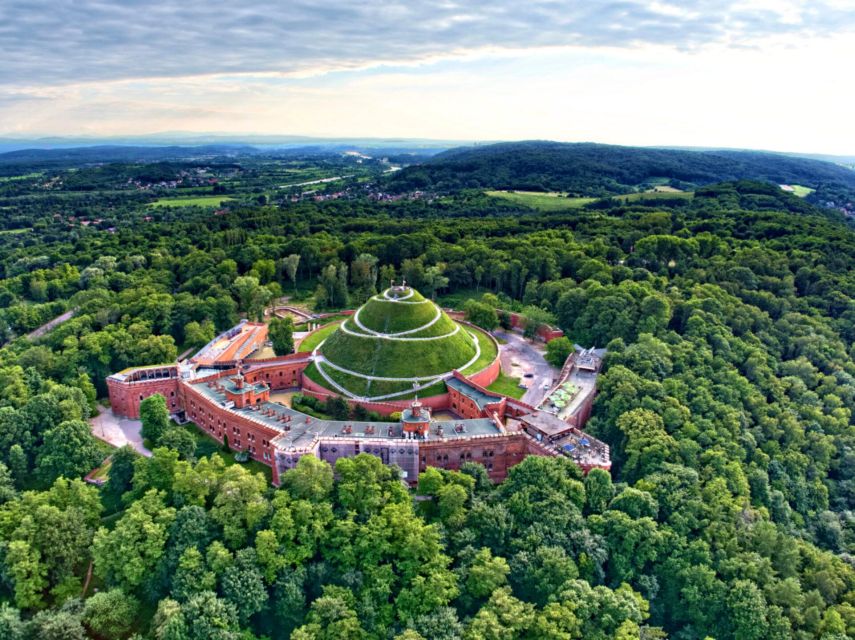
xmin=0 ymin=152 xmax=852 ymax=639
xmin=388 ymin=141 xmax=855 ymax=206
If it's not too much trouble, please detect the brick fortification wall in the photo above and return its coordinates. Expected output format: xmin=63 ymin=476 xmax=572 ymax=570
xmin=421 ymin=433 xmax=532 ymax=482
xmin=106 ymin=369 xmax=181 ymax=419
xmin=183 ymin=381 xmax=282 ymax=484
xmin=243 ymin=354 xmax=310 ymax=390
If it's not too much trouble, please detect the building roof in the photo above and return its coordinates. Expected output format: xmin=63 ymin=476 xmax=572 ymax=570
xmin=446 ymin=376 xmax=503 ymax=411
xmin=192 ymin=321 xmax=268 ymax=366
xmin=519 ymin=410 xmax=574 ymax=437
xmin=554 ymin=430 xmax=610 ymax=468
xmin=108 ymin=364 xmax=177 ymax=383
xmin=187 ymin=377 xmax=504 ymax=453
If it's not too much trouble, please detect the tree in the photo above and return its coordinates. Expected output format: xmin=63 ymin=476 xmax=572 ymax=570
xmin=545 ymin=336 xmax=573 ymax=367
xmin=82 ymin=589 xmax=139 ymax=639
xmin=283 ymin=254 xmax=301 ymax=295
xmin=269 ymin=316 xmax=295 ymax=356
xmin=92 ymin=490 xmax=176 ymax=592
xmin=584 ymin=468 xmax=613 ymax=515
xmin=423 ymin=264 xmax=449 ymax=300
xmin=463 ymin=299 xmax=498 ymax=331
xmin=182 ymin=591 xmax=241 ymax=640
xmin=140 ymin=394 xmax=170 ymax=444
xmin=292 ymin=585 xmax=366 ymax=640
xmin=233 ymin=275 xmax=273 ymax=321
xmin=0 ymin=461 xmax=16 ymax=504
xmin=464 ymin=548 xmax=510 ymax=600
xmin=158 ymin=427 xmax=197 ymax=461
xmin=5 ymin=540 xmax=47 ymax=609
xmin=35 ymin=420 xmax=103 ymax=483
xmin=281 ymin=455 xmax=334 ymax=502
xmin=171 ymin=547 xmax=215 ymax=602
xmin=102 ymin=444 xmax=139 ymax=510
xmin=210 ymin=465 xmax=270 ymax=548
xmin=220 ymin=549 xmax=267 ymax=624
xmin=521 ymin=305 xmax=555 ymax=340
xmin=0 ymin=604 xmax=24 ymax=640
xmin=24 ymin=604 xmax=88 ymax=640
xmin=351 ymin=253 xmax=379 ymax=301
xmin=184 ymin=320 xmax=215 ymax=350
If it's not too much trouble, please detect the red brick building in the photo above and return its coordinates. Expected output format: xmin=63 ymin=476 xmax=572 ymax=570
xmin=106 ymin=321 xmax=609 ymax=485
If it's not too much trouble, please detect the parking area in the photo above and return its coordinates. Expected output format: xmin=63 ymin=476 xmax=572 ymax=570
xmin=496 ymin=330 xmax=559 ymax=406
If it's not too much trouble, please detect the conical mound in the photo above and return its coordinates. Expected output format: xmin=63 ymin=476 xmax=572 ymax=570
xmin=313 ymin=287 xmax=480 ymax=399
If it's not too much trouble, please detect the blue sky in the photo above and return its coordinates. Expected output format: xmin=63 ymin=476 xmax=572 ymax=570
xmin=1 ymin=1 xmax=854 ymax=153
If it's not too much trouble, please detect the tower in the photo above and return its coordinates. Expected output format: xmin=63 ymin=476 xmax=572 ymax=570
xmin=401 ymin=396 xmax=431 ymax=438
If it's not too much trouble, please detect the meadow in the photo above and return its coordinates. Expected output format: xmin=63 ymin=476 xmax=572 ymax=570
xmin=485 ymin=190 xmax=597 ymax=211
xmin=148 ymin=195 xmax=235 ymax=207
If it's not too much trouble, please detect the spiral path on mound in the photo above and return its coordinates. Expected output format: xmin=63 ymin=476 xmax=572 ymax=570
xmin=311 ymin=328 xmax=482 ymax=400
xmin=346 ymin=302 xmax=461 ymax=340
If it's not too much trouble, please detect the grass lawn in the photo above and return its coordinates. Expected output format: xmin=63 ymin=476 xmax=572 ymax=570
xmin=782 ymin=184 xmax=816 ymax=198
xmin=460 ymin=326 xmax=500 ymax=376
xmin=304 ymin=361 xmax=448 ymax=400
xmin=487 ymin=372 xmax=526 ymax=399
xmin=298 ymin=320 xmax=342 ymax=352
xmin=321 ymin=319 xmax=477 ymax=378
xmin=148 ymin=196 xmax=235 ymax=208
xmin=612 ymin=191 xmax=694 ymax=203
xmin=485 ymin=190 xmax=597 ymax=211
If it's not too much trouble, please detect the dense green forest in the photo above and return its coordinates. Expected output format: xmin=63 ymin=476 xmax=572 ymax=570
xmin=389 ymin=141 xmax=855 ymax=206
xmin=0 ymin=152 xmax=853 ymax=639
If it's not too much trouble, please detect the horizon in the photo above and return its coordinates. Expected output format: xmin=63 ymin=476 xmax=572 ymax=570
xmin=2 ymin=2 xmax=855 ymax=155
xmin=1 ymin=133 xmax=855 ymax=164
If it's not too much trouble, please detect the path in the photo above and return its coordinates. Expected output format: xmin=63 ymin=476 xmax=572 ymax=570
xmin=90 ymin=408 xmax=151 ymax=457
xmin=496 ymin=330 xmax=557 ymax=406
xmin=25 ymin=308 xmax=76 ymax=341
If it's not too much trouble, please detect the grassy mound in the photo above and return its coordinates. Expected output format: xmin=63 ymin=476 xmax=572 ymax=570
xmin=318 ymin=288 xmax=480 ymax=391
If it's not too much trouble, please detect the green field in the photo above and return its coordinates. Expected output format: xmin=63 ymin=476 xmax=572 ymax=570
xmin=782 ymin=184 xmax=816 ymax=198
xmin=0 ymin=172 xmax=42 ymax=182
xmin=612 ymin=191 xmax=694 ymax=203
xmin=459 ymin=326 xmax=499 ymax=376
xmin=297 ymin=320 xmax=342 ymax=353
xmin=485 ymin=190 xmax=597 ymax=211
xmin=486 ymin=371 xmax=526 ymax=399
xmin=149 ymin=196 xmax=235 ymax=208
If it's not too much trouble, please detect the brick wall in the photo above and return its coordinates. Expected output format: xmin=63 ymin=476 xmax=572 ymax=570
xmin=107 ymin=373 xmax=181 ymax=419
xmin=421 ymin=433 xmax=531 ymax=482
xmin=182 ymin=381 xmax=282 ymax=483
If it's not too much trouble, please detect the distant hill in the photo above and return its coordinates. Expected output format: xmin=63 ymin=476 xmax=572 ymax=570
xmin=0 ymin=144 xmax=262 ymax=168
xmin=387 ymin=141 xmax=855 ymax=197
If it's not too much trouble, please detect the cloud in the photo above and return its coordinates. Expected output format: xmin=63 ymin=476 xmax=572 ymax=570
xmin=1 ymin=0 xmax=853 ymax=87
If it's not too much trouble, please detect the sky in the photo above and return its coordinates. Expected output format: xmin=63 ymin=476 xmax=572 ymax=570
xmin=1 ymin=1 xmax=855 ymax=154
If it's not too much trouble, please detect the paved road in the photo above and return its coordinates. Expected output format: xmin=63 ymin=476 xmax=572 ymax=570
xmin=496 ymin=330 xmax=558 ymax=407
xmin=26 ymin=308 xmax=76 ymax=341
xmin=90 ymin=409 xmax=151 ymax=457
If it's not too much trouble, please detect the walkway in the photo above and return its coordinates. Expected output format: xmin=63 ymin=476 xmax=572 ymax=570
xmin=25 ymin=308 xmax=76 ymax=341
xmin=89 ymin=408 xmax=151 ymax=457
